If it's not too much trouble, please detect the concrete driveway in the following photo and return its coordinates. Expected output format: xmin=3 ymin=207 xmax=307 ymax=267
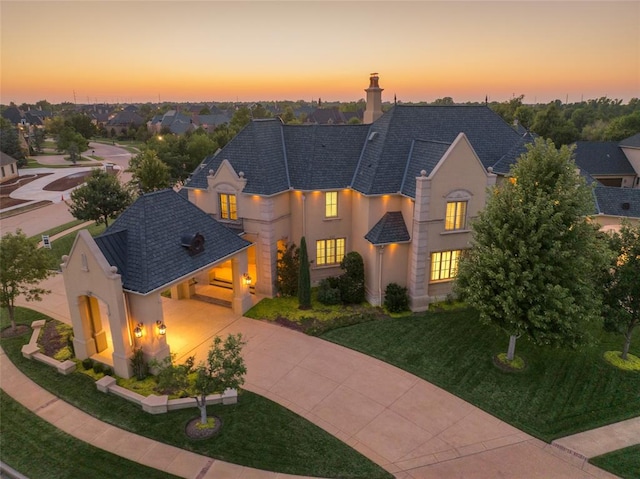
xmin=16 ymin=273 xmax=618 ymax=479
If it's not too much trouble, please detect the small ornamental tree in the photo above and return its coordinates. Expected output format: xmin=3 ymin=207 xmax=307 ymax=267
xmin=69 ymin=169 xmax=133 ymax=227
xmin=194 ymin=333 xmax=246 ymax=425
xmin=0 ymin=230 xmax=53 ymax=333
xmin=455 ymin=138 xmax=605 ymax=362
xmin=339 ymin=251 xmax=365 ymax=304
xmin=298 ymin=236 xmax=311 ymax=310
xmin=602 ymin=222 xmax=640 ymax=360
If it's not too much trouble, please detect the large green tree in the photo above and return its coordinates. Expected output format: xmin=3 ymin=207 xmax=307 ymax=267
xmin=456 ymin=138 xmax=605 ymax=361
xmin=602 ymin=222 xmax=640 ymax=360
xmin=0 ymin=117 xmax=25 ymax=161
xmin=0 ymin=230 xmax=53 ymax=332
xmin=128 ymin=149 xmax=171 ymax=194
xmin=69 ymin=169 xmax=133 ymax=227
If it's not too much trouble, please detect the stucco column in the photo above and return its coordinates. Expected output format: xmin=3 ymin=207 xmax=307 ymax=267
xmin=256 ymin=198 xmax=277 ymax=297
xmin=108 ymin=292 xmax=134 ymax=378
xmin=128 ymin=293 xmax=170 ymax=368
xmin=71 ymin=295 xmax=97 ymax=360
xmin=408 ymin=170 xmax=431 ymax=311
xmin=232 ymin=255 xmax=253 ymax=314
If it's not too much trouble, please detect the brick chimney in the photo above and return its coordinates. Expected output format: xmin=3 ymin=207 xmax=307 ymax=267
xmin=363 ymin=73 xmax=384 ymax=124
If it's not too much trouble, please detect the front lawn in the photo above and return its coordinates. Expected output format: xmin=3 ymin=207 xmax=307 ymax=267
xmin=0 ymin=391 xmax=182 ymax=479
xmin=320 ymin=308 xmax=640 ymax=442
xmin=589 ymin=445 xmax=640 ymax=479
xmin=0 ymin=307 xmax=391 ymax=479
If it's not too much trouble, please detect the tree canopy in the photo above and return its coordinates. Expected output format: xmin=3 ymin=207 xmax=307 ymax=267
xmin=127 ymin=149 xmax=171 ymax=194
xmin=455 ymin=138 xmax=606 ymax=360
xmin=602 ymin=222 xmax=640 ymax=360
xmin=69 ymin=169 xmax=133 ymax=227
xmin=0 ymin=230 xmax=53 ymax=332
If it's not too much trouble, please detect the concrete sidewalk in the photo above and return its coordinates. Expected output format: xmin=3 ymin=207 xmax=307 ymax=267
xmin=0 ymin=347 xmax=314 ymax=479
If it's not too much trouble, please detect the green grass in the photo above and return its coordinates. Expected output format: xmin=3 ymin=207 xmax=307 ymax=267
xmin=0 ymin=307 xmax=391 ymax=479
xmin=0 ymin=391 xmax=182 ymax=479
xmin=30 ymin=220 xmax=86 ymax=240
xmin=42 ymin=222 xmax=106 ymax=268
xmin=245 ymin=290 xmax=386 ymax=335
xmin=321 ymin=308 xmax=640 ymax=442
xmin=589 ymin=445 xmax=640 ymax=479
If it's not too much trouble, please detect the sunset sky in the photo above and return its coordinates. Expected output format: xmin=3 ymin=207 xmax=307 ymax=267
xmin=1 ymin=1 xmax=638 ymax=105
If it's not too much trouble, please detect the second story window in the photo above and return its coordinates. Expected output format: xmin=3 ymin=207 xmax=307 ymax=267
xmin=445 ymin=201 xmax=467 ymax=231
xmin=325 ymin=191 xmax=338 ymax=218
xmin=219 ymin=193 xmax=237 ymax=220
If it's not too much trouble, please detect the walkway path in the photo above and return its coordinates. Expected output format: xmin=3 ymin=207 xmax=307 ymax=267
xmin=5 ymin=272 xmax=626 ymax=479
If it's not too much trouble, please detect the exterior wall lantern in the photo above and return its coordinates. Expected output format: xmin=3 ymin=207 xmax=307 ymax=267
xmin=156 ymin=320 xmax=167 ymax=335
xmin=242 ymin=273 xmax=252 ymax=285
xmin=133 ymin=323 xmax=144 ymax=338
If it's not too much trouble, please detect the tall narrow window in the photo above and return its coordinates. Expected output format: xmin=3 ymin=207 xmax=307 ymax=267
xmin=445 ymin=201 xmax=467 ymax=231
xmin=430 ymin=250 xmax=463 ymax=281
xmin=219 ymin=193 xmax=237 ymax=220
xmin=316 ymin=238 xmax=346 ymax=265
xmin=325 ymin=191 xmax=338 ymax=218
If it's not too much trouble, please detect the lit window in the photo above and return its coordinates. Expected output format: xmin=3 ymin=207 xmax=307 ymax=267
xmin=219 ymin=193 xmax=237 ymax=220
xmin=430 ymin=250 xmax=463 ymax=281
xmin=325 ymin=191 xmax=338 ymax=218
xmin=316 ymin=238 xmax=345 ymax=265
xmin=445 ymin=201 xmax=467 ymax=231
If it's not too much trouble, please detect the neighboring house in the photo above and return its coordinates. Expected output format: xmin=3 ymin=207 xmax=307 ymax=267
xmin=574 ymin=138 xmax=640 ymax=188
xmin=1 ymin=106 xmax=26 ymax=125
xmin=105 ymin=110 xmax=145 ymax=136
xmin=305 ymin=106 xmax=362 ymax=124
xmin=147 ymin=110 xmax=194 ymax=135
xmin=61 ymin=189 xmax=253 ymax=377
xmin=0 ymin=151 xmax=19 ymax=182
xmin=192 ymin=112 xmax=232 ymax=132
xmin=182 ymin=74 xmax=532 ymax=313
xmin=593 ymin=186 xmax=640 ymax=230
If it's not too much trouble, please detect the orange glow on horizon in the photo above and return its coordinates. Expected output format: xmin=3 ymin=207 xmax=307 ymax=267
xmin=1 ymin=1 xmax=637 ymax=105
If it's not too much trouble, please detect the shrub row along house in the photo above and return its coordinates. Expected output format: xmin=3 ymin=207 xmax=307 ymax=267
xmin=62 ymin=74 xmax=639 ymax=378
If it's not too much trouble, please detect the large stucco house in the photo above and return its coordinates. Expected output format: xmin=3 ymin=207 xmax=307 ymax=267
xmin=62 ymin=74 xmax=637 ymax=378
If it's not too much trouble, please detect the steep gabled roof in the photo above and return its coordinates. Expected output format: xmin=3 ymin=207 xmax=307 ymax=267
xmin=619 ymin=133 xmax=640 ymax=148
xmin=593 ymin=186 xmax=640 ymax=218
xmin=107 ymin=110 xmax=145 ymax=126
xmin=365 ymin=211 xmax=410 ymax=245
xmin=0 ymin=151 xmax=17 ymax=167
xmin=187 ymin=105 xmax=526 ymax=198
xmin=399 ymin=139 xmax=452 ymax=198
xmin=94 ymin=189 xmax=251 ymax=294
xmin=574 ymin=141 xmax=635 ymax=176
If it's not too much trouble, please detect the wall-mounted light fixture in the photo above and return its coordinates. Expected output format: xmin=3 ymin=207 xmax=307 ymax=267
xmin=156 ymin=320 xmax=167 ymax=335
xmin=134 ymin=323 xmax=144 ymax=338
xmin=242 ymin=273 xmax=252 ymax=285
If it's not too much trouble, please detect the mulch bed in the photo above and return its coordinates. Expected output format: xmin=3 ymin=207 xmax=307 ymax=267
xmin=185 ymin=415 xmax=222 ymax=440
xmin=0 ymin=324 xmax=30 ymax=338
xmin=0 ymin=173 xmax=54 ymax=209
xmin=43 ymin=171 xmax=93 ymax=192
xmin=39 ymin=320 xmax=68 ymax=357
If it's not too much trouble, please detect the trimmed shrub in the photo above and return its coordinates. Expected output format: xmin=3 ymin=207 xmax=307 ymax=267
xmin=317 ymin=278 xmax=341 ymax=305
xmin=384 ymin=283 xmax=410 ymax=313
xmin=92 ymin=362 xmax=104 ymax=374
xmin=82 ymin=358 xmax=93 ymax=370
xmin=276 ymin=241 xmax=299 ymax=296
xmin=298 ymin=237 xmax=311 ymax=309
xmin=131 ymin=347 xmax=147 ymax=380
xmin=339 ymin=252 xmax=365 ymax=304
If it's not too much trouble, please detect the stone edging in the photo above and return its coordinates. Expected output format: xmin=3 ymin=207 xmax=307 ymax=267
xmin=95 ymin=375 xmax=238 ymax=414
xmin=21 ymin=320 xmax=76 ymax=375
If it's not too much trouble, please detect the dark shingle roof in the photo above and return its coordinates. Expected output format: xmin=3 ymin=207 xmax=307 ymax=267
xmin=94 ymin=189 xmax=251 ymax=294
xmin=593 ymin=186 xmax=640 ymax=218
xmin=187 ymin=105 xmax=525 ymax=198
xmin=620 ymin=133 xmax=640 ymax=148
xmin=107 ymin=111 xmax=144 ymax=126
xmin=574 ymin=141 xmax=635 ymax=176
xmin=364 ymin=211 xmax=410 ymax=245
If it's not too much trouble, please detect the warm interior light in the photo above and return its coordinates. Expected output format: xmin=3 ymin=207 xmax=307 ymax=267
xmin=242 ymin=273 xmax=252 ymax=285
xmin=134 ymin=323 xmax=143 ymax=338
xmin=156 ymin=320 xmax=167 ymax=335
